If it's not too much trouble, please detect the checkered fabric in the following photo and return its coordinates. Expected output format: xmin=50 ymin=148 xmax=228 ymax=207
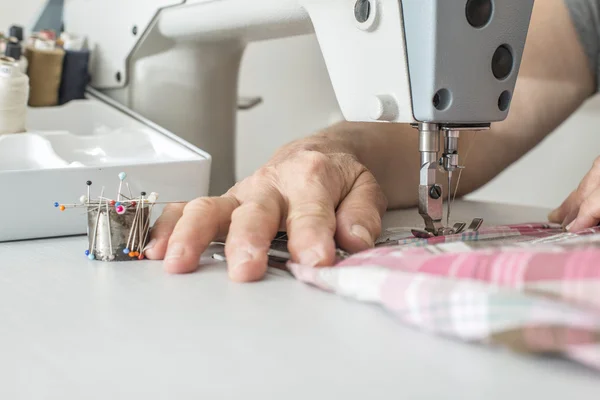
xmin=288 ymin=223 xmax=600 ymax=371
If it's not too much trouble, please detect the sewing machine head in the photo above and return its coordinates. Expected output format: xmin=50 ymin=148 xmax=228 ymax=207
xmin=59 ymin=0 xmax=535 ymax=236
xmin=301 ymin=0 xmax=535 ymax=235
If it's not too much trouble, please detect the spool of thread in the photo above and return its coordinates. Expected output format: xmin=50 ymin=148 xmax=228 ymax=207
xmin=26 ymin=34 xmax=39 ymax=48
xmin=5 ymin=38 xmax=27 ymax=74
xmin=25 ymin=46 xmax=64 ymax=107
xmin=59 ymin=49 xmax=90 ymax=105
xmin=0 ymin=57 xmax=29 ymax=134
xmin=60 ymin=33 xmax=85 ymax=52
xmin=34 ymin=38 xmax=55 ymax=51
xmin=9 ymin=26 xmax=24 ymax=42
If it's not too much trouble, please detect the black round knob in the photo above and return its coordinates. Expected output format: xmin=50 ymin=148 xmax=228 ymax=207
xmin=498 ymin=90 xmax=512 ymax=111
xmin=354 ymin=0 xmax=371 ymax=23
xmin=466 ymin=0 xmax=493 ymax=28
xmin=492 ymin=45 xmax=513 ymax=80
xmin=429 ymin=185 xmax=442 ymax=200
xmin=141 ymin=192 xmax=147 ymax=196
xmin=86 ymin=181 xmax=92 ymax=186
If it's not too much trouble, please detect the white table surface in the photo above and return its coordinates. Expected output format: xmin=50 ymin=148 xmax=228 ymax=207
xmin=1 ymin=201 xmax=599 ymax=399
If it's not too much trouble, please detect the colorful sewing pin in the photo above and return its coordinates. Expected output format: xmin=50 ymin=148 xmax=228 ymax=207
xmin=105 ymin=199 xmax=114 ymax=260
xmin=117 ymin=172 xmax=126 ymax=202
xmin=86 ymin=180 xmax=92 ymax=206
xmin=89 ymin=187 xmax=105 ymax=259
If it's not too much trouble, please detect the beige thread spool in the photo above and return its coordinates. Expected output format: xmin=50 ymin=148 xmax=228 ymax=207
xmin=25 ymin=45 xmax=65 ymax=107
xmin=0 ymin=57 xmax=29 ymax=134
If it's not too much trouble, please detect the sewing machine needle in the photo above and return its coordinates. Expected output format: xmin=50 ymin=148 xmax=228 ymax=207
xmin=447 ymin=171 xmax=452 ymax=226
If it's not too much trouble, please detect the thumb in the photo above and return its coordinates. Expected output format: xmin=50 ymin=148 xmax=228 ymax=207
xmin=548 ymin=190 xmax=576 ymax=224
xmin=335 ymin=171 xmax=387 ymax=253
xmin=566 ymin=186 xmax=600 ymax=232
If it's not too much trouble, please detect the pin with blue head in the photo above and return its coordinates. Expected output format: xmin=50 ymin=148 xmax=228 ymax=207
xmin=85 ymin=250 xmax=90 ymax=256
xmin=54 ymin=202 xmax=59 ymax=208
xmin=123 ymin=248 xmax=130 ymax=255
xmin=117 ymin=172 xmax=127 ymax=202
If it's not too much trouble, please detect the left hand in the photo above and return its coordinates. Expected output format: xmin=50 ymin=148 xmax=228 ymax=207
xmin=549 ymin=157 xmax=600 ymax=231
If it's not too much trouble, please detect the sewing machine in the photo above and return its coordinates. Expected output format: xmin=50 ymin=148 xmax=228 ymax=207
xmin=57 ymin=0 xmax=534 ymax=236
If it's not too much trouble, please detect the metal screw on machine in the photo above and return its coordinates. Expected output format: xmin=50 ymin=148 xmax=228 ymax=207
xmin=354 ymin=0 xmax=371 ymax=23
xmin=429 ymin=185 xmax=442 ymax=200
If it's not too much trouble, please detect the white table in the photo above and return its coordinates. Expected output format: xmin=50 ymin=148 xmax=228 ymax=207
xmin=1 ymin=201 xmax=599 ymax=399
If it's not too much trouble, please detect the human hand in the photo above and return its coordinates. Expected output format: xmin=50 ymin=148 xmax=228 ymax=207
xmin=144 ymin=136 xmax=387 ymax=282
xmin=548 ymin=157 xmax=600 ymax=231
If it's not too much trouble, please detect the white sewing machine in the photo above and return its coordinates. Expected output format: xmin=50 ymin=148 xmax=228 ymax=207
xmin=58 ymin=0 xmax=534 ymax=236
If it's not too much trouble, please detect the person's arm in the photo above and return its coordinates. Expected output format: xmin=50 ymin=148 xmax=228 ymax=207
xmin=146 ymin=0 xmax=595 ymax=282
xmin=303 ymin=0 xmax=595 ymax=209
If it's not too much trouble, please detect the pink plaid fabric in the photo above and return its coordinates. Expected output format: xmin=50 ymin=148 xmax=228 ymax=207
xmin=288 ymin=223 xmax=600 ymax=371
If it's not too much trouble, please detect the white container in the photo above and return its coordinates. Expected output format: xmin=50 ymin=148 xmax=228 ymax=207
xmin=0 ymin=88 xmax=211 ymax=242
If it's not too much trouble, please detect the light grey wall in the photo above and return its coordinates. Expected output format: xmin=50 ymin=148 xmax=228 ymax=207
xmin=0 ymin=0 xmax=44 ymax=33
xmin=466 ymin=96 xmax=600 ymax=209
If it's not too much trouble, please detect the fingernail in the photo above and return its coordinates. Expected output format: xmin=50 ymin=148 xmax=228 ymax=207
xmin=351 ymin=224 xmax=373 ymax=247
xmin=165 ymin=243 xmax=184 ymax=260
xmin=299 ymin=248 xmax=324 ymax=267
xmin=144 ymin=239 xmax=157 ymax=252
xmin=230 ymin=248 xmax=253 ymax=270
xmin=566 ymin=221 xmax=576 ymax=232
xmin=548 ymin=209 xmax=559 ymax=221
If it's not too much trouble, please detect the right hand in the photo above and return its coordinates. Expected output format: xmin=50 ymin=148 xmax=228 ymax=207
xmin=144 ymin=135 xmax=388 ymax=282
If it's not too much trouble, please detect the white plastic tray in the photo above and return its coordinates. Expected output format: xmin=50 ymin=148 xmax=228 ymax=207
xmin=0 ymin=88 xmax=211 ymax=242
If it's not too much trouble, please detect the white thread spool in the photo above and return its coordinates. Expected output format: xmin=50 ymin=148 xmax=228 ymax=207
xmin=0 ymin=57 xmax=29 ymax=135
xmin=34 ymin=39 xmax=55 ymax=51
xmin=61 ymin=33 xmax=85 ymax=51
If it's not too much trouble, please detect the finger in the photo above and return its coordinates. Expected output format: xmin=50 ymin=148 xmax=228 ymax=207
xmin=566 ymin=187 xmax=600 ymax=232
xmin=225 ymin=185 xmax=285 ymax=282
xmin=335 ymin=171 xmax=387 ymax=253
xmin=548 ymin=190 xmax=576 ymax=223
xmin=164 ymin=196 xmax=239 ymax=274
xmin=285 ymin=183 xmax=337 ymax=267
xmin=551 ymin=158 xmax=600 ymax=223
xmin=562 ymin=207 xmax=579 ymax=229
xmin=282 ymin=152 xmax=363 ymax=266
xmin=145 ymin=203 xmax=185 ymax=260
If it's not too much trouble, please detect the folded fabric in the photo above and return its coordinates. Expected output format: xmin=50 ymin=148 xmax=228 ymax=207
xmin=288 ymin=223 xmax=600 ymax=371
